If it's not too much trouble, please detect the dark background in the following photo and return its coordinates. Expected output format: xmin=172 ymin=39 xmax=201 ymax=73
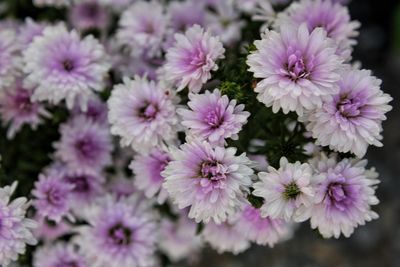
xmin=193 ymin=1 xmax=400 ymax=266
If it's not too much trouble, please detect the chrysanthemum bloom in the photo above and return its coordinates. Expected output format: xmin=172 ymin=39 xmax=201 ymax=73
xmin=130 ymin=148 xmax=171 ymax=204
xmin=75 ymin=195 xmax=159 ymax=267
xmin=308 ymin=153 xmax=380 ymax=238
xmin=0 ymin=79 xmax=50 ymax=139
xmin=247 ymin=23 xmax=343 ymax=115
xmin=108 ymin=77 xmax=178 ymax=153
xmin=32 ymin=173 xmax=74 ymax=223
xmin=55 ymin=116 xmax=112 ymax=172
xmin=69 ymin=0 xmax=110 ymax=31
xmin=235 ymin=203 xmax=292 ymax=247
xmin=303 ymin=68 xmax=392 ymax=158
xmin=168 ymin=1 xmax=206 ymax=32
xmin=23 ymin=24 xmax=110 ymax=111
xmin=71 ymin=96 xmax=108 ymax=125
xmin=62 ymin=168 xmax=105 ymax=214
xmin=253 ymin=157 xmax=314 ymax=222
xmin=162 ymin=140 xmax=254 ymax=224
xmin=117 ymin=1 xmax=168 ymax=58
xmin=164 ymin=25 xmax=225 ymax=93
xmin=158 ymin=216 xmax=202 ymax=262
xmin=33 ymin=0 xmax=71 ymax=7
xmin=33 ymin=242 xmax=87 ymax=267
xmin=205 ymin=0 xmax=245 ymax=45
xmin=18 ymin=18 xmax=46 ymax=49
xmin=275 ymin=0 xmax=360 ymax=59
xmin=0 ymin=29 xmax=21 ymax=90
xmin=178 ymin=89 xmax=250 ymax=146
xmin=0 ymin=182 xmax=37 ymax=266
xmin=201 ymin=220 xmax=250 ymax=254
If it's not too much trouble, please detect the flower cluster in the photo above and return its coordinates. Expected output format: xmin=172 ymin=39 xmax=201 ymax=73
xmin=0 ymin=0 xmax=393 ymax=266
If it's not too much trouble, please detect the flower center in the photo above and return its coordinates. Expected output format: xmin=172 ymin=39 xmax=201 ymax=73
xmin=204 ymin=110 xmax=223 ymax=128
xmin=326 ymin=181 xmax=351 ymax=211
xmin=337 ymin=94 xmax=363 ymax=118
xmin=62 ymin=59 xmax=75 ymax=72
xmin=108 ymin=223 xmax=132 ymax=246
xmin=139 ymin=103 xmax=158 ymax=121
xmin=45 ymin=188 xmax=62 ymax=205
xmin=67 ymin=175 xmax=90 ymax=193
xmin=75 ymin=136 xmax=98 ymax=159
xmin=200 ymin=161 xmax=226 ymax=181
xmin=283 ymin=182 xmax=300 ymax=200
xmin=285 ymin=52 xmax=310 ymax=81
xmin=14 ymin=90 xmax=33 ymax=113
xmin=82 ymin=3 xmax=100 ymax=18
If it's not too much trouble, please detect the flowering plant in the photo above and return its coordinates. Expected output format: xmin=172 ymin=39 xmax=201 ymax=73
xmin=0 ymin=0 xmax=393 ymax=266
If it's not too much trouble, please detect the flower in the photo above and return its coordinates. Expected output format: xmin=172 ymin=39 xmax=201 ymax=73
xmin=117 ymin=1 xmax=168 ymax=58
xmin=163 ymin=25 xmax=225 ymax=93
xmin=247 ymin=23 xmax=343 ymax=115
xmin=71 ymin=95 xmax=108 ymax=125
xmin=33 ymin=242 xmax=87 ymax=267
xmin=0 ymin=182 xmax=37 ymax=266
xmin=69 ymin=0 xmax=111 ymax=31
xmin=308 ymin=153 xmax=380 ymax=238
xmin=235 ymin=203 xmax=292 ymax=247
xmin=129 ymin=148 xmax=171 ymax=204
xmin=168 ymin=1 xmax=206 ymax=32
xmin=303 ymin=68 xmax=392 ymax=158
xmin=0 ymin=29 xmax=21 ymax=90
xmin=158 ymin=216 xmax=202 ymax=262
xmin=253 ymin=157 xmax=314 ymax=222
xmin=32 ymin=172 xmax=74 ymax=223
xmin=162 ymin=140 xmax=254 ymax=224
xmin=74 ymin=195 xmax=159 ymax=267
xmin=55 ymin=116 xmax=112 ymax=172
xmin=201 ymin=220 xmax=250 ymax=254
xmin=108 ymin=76 xmax=178 ymax=153
xmin=0 ymin=79 xmax=50 ymax=139
xmin=275 ymin=0 xmax=360 ymax=59
xmin=178 ymin=89 xmax=250 ymax=146
xmin=23 ymin=24 xmax=110 ymax=111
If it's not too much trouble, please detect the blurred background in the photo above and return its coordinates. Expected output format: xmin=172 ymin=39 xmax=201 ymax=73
xmin=191 ymin=0 xmax=400 ymax=266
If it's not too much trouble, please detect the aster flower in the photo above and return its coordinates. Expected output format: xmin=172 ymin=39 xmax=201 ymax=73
xmin=275 ymin=0 xmax=360 ymax=59
xmin=117 ymin=1 xmax=168 ymax=58
xmin=61 ymin=168 xmax=105 ymax=214
xmin=33 ymin=242 xmax=87 ymax=267
xmin=0 ymin=29 xmax=21 ymax=90
xmin=0 ymin=182 xmax=37 ymax=266
xmin=71 ymin=95 xmax=108 ymax=125
xmin=205 ymin=0 xmax=245 ymax=45
xmin=303 ymin=68 xmax=392 ymax=158
xmin=253 ymin=157 xmax=314 ymax=222
xmin=32 ymin=173 xmax=74 ymax=223
xmin=178 ymin=89 xmax=250 ymax=146
xmin=54 ymin=116 xmax=112 ymax=172
xmin=308 ymin=153 xmax=380 ymax=238
xmin=201 ymin=220 xmax=250 ymax=254
xmin=69 ymin=0 xmax=111 ymax=31
xmin=168 ymin=0 xmax=206 ymax=32
xmin=23 ymin=24 xmax=110 ymax=111
xmin=163 ymin=25 xmax=225 ymax=93
xmin=158 ymin=216 xmax=202 ymax=262
xmin=74 ymin=195 xmax=159 ymax=267
xmin=235 ymin=203 xmax=292 ymax=247
xmin=108 ymin=76 xmax=178 ymax=153
xmin=247 ymin=23 xmax=343 ymax=115
xmin=0 ymin=79 xmax=50 ymax=139
xmin=129 ymin=148 xmax=171 ymax=204
xmin=162 ymin=140 xmax=254 ymax=224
